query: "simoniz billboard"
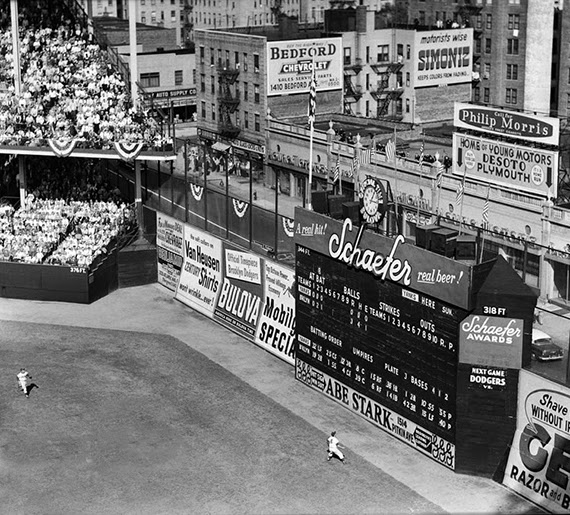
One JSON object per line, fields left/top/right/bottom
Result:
{"left": 414, "top": 28, "right": 473, "bottom": 88}
{"left": 266, "top": 37, "right": 342, "bottom": 97}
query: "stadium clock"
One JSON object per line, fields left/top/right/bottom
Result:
{"left": 359, "top": 177, "right": 385, "bottom": 224}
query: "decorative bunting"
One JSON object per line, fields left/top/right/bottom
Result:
{"left": 48, "top": 138, "right": 78, "bottom": 158}
{"left": 232, "top": 199, "right": 248, "bottom": 218}
{"left": 482, "top": 185, "right": 490, "bottom": 226}
{"left": 114, "top": 141, "right": 144, "bottom": 161}
{"left": 190, "top": 183, "right": 204, "bottom": 201}
{"left": 385, "top": 139, "right": 396, "bottom": 162}
{"left": 282, "top": 217, "right": 295, "bottom": 238}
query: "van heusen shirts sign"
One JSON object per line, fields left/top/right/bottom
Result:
{"left": 452, "top": 133, "right": 559, "bottom": 197}
{"left": 454, "top": 103, "right": 560, "bottom": 146}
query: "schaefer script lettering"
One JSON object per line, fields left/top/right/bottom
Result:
{"left": 328, "top": 218, "right": 412, "bottom": 285}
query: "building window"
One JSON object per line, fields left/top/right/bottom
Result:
{"left": 243, "top": 53, "right": 248, "bottom": 71}
{"left": 418, "top": 11, "right": 425, "bottom": 25}
{"left": 483, "top": 87, "right": 490, "bottom": 103}
{"left": 508, "top": 0, "right": 520, "bottom": 4}
{"left": 225, "top": 50, "right": 230, "bottom": 69}
{"left": 244, "top": 111, "right": 249, "bottom": 129}
{"left": 211, "top": 104, "right": 216, "bottom": 121}
{"left": 486, "top": 14, "right": 492, "bottom": 29}
{"left": 475, "top": 38, "right": 482, "bottom": 54}
{"left": 175, "top": 70, "right": 183, "bottom": 85}
{"left": 474, "top": 87, "right": 480, "bottom": 102}
{"left": 244, "top": 82, "right": 248, "bottom": 101}
{"left": 343, "top": 47, "right": 351, "bottom": 66}
{"left": 397, "top": 44, "right": 404, "bottom": 59}
{"left": 141, "top": 12, "right": 146, "bottom": 23}
{"left": 406, "top": 72, "right": 410, "bottom": 86}
{"left": 200, "top": 74, "right": 205, "bottom": 93}
{"left": 508, "top": 14, "right": 520, "bottom": 30}
{"left": 200, "top": 46, "right": 205, "bottom": 64}
{"left": 406, "top": 98, "right": 410, "bottom": 113}
{"left": 406, "top": 45, "right": 411, "bottom": 60}
{"left": 255, "top": 114, "right": 260, "bottom": 132}
{"left": 235, "top": 51, "right": 239, "bottom": 69}
{"left": 485, "top": 38, "right": 491, "bottom": 53}
{"left": 377, "top": 44, "right": 389, "bottom": 62}
{"left": 476, "top": 14, "right": 482, "bottom": 29}
{"left": 506, "top": 64, "right": 518, "bottom": 80}
{"left": 254, "top": 53, "right": 259, "bottom": 73}
{"left": 366, "top": 46, "right": 370, "bottom": 63}
{"left": 507, "top": 39, "right": 519, "bottom": 55}
{"left": 506, "top": 88, "right": 518, "bottom": 104}
{"left": 151, "top": 11, "right": 156, "bottom": 22}
{"left": 483, "top": 63, "right": 490, "bottom": 79}
{"left": 254, "top": 84, "right": 260, "bottom": 103}
{"left": 201, "top": 101, "right": 206, "bottom": 119}
{"left": 211, "top": 76, "right": 215, "bottom": 95}
{"left": 210, "top": 48, "right": 214, "bottom": 66}
{"left": 171, "top": 10, "right": 176, "bottom": 21}
{"left": 140, "top": 72, "right": 160, "bottom": 87}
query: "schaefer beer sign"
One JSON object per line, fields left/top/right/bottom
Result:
{"left": 266, "top": 37, "right": 342, "bottom": 97}
{"left": 503, "top": 371, "right": 570, "bottom": 513}
{"left": 454, "top": 103, "right": 560, "bottom": 146}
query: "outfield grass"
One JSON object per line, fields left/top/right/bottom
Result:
{"left": 1, "top": 320, "right": 442, "bottom": 514}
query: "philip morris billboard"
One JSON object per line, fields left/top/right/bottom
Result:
{"left": 414, "top": 29, "right": 473, "bottom": 88}
{"left": 266, "top": 37, "right": 342, "bottom": 96}
{"left": 454, "top": 103, "right": 560, "bottom": 146}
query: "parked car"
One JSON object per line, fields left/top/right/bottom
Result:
{"left": 531, "top": 328, "right": 564, "bottom": 362}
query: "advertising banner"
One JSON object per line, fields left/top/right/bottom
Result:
{"left": 294, "top": 207, "right": 472, "bottom": 310}
{"left": 214, "top": 248, "right": 263, "bottom": 338}
{"left": 175, "top": 224, "right": 222, "bottom": 318}
{"left": 255, "top": 261, "right": 296, "bottom": 365}
{"left": 414, "top": 29, "right": 473, "bottom": 88}
{"left": 156, "top": 212, "right": 184, "bottom": 291}
{"left": 458, "top": 315, "right": 523, "bottom": 368}
{"left": 453, "top": 133, "right": 558, "bottom": 197}
{"left": 266, "top": 37, "right": 342, "bottom": 96}
{"left": 503, "top": 371, "right": 570, "bottom": 513}
{"left": 454, "top": 103, "right": 560, "bottom": 146}
{"left": 296, "top": 358, "right": 456, "bottom": 469}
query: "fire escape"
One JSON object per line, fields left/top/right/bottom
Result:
{"left": 218, "top": 64, "right": 241, "bottom": 139}
{"left": 369, "top": 58, "right": 403, "bottom": 119}
{"left": 343, "top": 58, "right": 363, "bottom": 115}
{"left": 183, "top": 0, "right": 193, "bottom": 48}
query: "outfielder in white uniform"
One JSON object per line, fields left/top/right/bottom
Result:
{"left": 17, "top": 368, "right": 31, "bottom": 397}
{"left": 327, "top": 431, "right": 345, "bottom": 464}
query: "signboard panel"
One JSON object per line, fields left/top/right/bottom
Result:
{"left": 414, "top": 29, "right": 473, "bottom": 88}
{"left": 266, "top": 37, "right": 342, "bottom": 96}
{"left": 255, "top": 261, "right": 296, "bottom": 365}
{"left": 459, "top": 315, "right": 524, "bottom": 368}
{"left": 156, "top": 212, "right": 184, "bottom": 291}
{"left": 452, "top": 133, "right": 558, "bottom": 197}
{"left": 503, "top": 370, "right": 570, "bottom": 513}
{"left": 454, "top": 102, "right": 560, "bottom": 146}
{"left": 294, "top": 208, "right": 472, "bottom": 310}
{"left": 175, "top": 224, "right": 222, "bottom": 318}
{"left": 295, "top": 244, "right": 466, "bottom": 469}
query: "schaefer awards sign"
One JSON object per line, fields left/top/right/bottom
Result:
{"left": 453, "top": 133, "right": 558, "bottom": 197}
{"left": 454, "top": 102, "right": 560, "bottom": 146}
{"left": 503, "top": 371, "right": 570, "bottom": 513}
{"left": 266, "top": 37, "right": 342, "bottom": 97}
{"left": 414, "top": 28, "right": 473, "bottom": 88}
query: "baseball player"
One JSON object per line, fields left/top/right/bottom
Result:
{"left": 327, "top": 431, "right": 346, "bottom": 464}
{"left": 17, "top": 368, "right": 32, "bottom": 397}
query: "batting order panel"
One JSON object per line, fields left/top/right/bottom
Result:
{"left": 295, "top": 245, "right": 467, "bottom": 469}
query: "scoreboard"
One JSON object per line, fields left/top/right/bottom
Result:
{"left": 295, "top": 244, "right": 468, "bottom": 469}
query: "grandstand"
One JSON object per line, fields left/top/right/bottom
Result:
{"left": 0, "top": 0, "right": 173, "bottom": 302}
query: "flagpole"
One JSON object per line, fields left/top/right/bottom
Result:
{"left": 434, "top": 152, "right": 443, "bottom": 220}
{"left": 458, "top": 163, "right": 467, "bottom": 235}
{"left": 416, "top": 134, "right": 424, "bottom": 227}
{"left": 393, "top": 126, "right": 399, "bottom": 235}
{"left": 307, "top": 56, "right": 316, "bottom": 210}
{"left": 354, "top": 134, "right": 362, "bottom": 202}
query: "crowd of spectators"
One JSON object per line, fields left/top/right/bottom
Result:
{"left": 0, "top": 194, "right": 135, "bottom": 266}
{"left": 0, "top": 155, "right": 135, "bottom": 266}
{"left": 0, "top": 0, "right": 170, "bottom": 150}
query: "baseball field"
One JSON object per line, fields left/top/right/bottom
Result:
{"left": 1, "top": 319, "right": 443, "bottom": 514}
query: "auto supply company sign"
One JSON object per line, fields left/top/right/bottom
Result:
{"left": 266, "top": 37, "right": 342, "bottom": 96}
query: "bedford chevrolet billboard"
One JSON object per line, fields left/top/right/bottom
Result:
{"left": 266, "top": 37, "right": 342, "bottom": 96}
